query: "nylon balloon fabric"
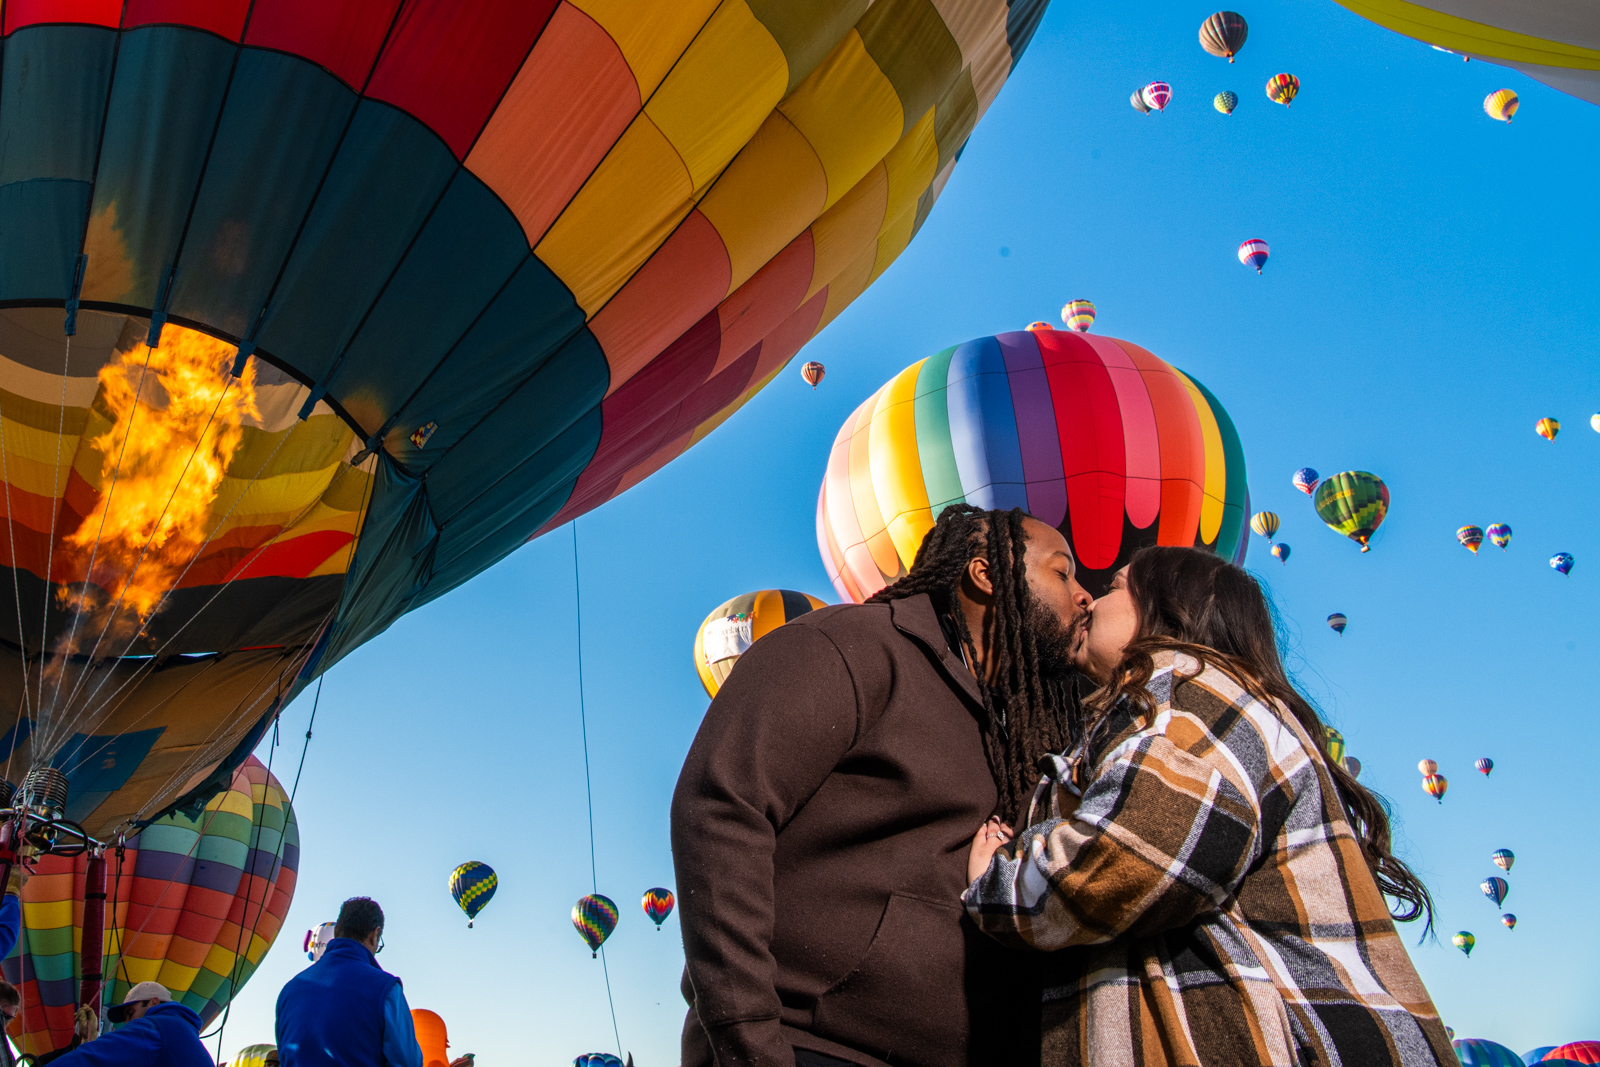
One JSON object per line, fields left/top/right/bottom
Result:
{"left": 1313, "top": 471, "right": 1389, "bottom": 551}
{"left": 1198, "top": 11, "right": 1248, "bottom": 61}
{"left": 817, "top": 330, "right": 1249, "bottom": 601}
{"left": 1453, "top": 1038, "right": 1522, "bottom": 1065}
{"left": 694, "top": 590, "right": 826, "bottom": 698}
{"left": 449, "top": 861, "right": 497, "bottom": 926}
{"left": 572, "top": 894, "right": 618, "bottom": 957}
{"left": 2, "top": 756, "right": 296, "bottom": 1058}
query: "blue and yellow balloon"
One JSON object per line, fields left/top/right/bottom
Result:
{"left": 450, "top": 862, "right": 497, "bottom": 928}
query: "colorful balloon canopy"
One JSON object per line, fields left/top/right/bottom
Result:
{"left": 1551, "top": 552, "right": 1575, "bottom": 575}
{"left": 1451, "top": 932, "right": 1475, "bottom": 957}
{"left": 229, "top": 1046, "right": 278, "bottom": 1067}
{"left": 1266, "top": 73, "right": 1300, "bottom": 106}
{"left": 695, "top": 590, "right": 826, "bottom": 698}
{"left": 1423, "top": 773, "right": 1448, "bottom": 801}
{"left": 303, "top": 922, "right": 335, "bottom": 962}
{"left": 1027, "top": 321, "right": 1054, "bottom": 332}
{"left": 818, "top": 330, "right": 1250, "bottom": 601}
{"left": 1131, "top": 90, "right": 1154, "bottom": 114}
{"left": 1199, "top": 12, "right": 1249, "bottom": 61}
{"left": 1327, "top": 613, "right": 1348, "bottom": 634}
{"left": 642, "top": 888, "right": 675, "bottom": 928}
{"left": 1324, "top": 728, "right": 1347, "bottom": 765}
{"left": 1292, "top": 467, "right": 1320, "bottom": 496}
{"left": 1214, "top": 91, "right": 1238, "bottom": 115}
{"left": 1343, "top": 756, "right": 1361, "bottom": 778}
{"left": 1062, "top": 300, "right": 1097, "bottom": 332}
{"left": 1592, "top": 415, "right": 1600, "bottom": 433}
{"left": 1314, "top": 471, "right": 1389, "bottom": 552}
{"left": 449, "top": 861, "right": 497, "bottom": 927}
{"left": 0, "top": 0, "right": 1043, "bottom": 838}
{"left": 802, "top": 362, "right": 826, "bottom": 389}
{"left": 1458, "top": 526, "right": 1485, "bottom": 554}
{"left": 1453, "top": 1038, "right": 1519, "bottom": 1064}
{"left": 4, "top": 756, "right": 296, "bottom": 1058}
{"left": 1142, "top": 82, "right": 1173, "bottom": 112}
{"left": 1250, "top": 511, "right": 1280, "bottom": 539}
{"left": 1537, "top": 417, "right": 1561, "bottom": 440}
{"left": 1476, "top": 757, "right": 1494, "bottom": 776}
{"left": 1501, "top": 913, "right": 1516, "bottom": 930}
{"left": 1481, "top": 876, "right": 1508, "bottom": 907}
{"left": 1491, "top": 849, "right": 1514, "bottom": 872}
{"left": 1271, "top": 543, "right": 1290, "bottom": 563}
{"left": 1238, "top": 239, "right": 1270, "bottom": 273}
{"left": 572, "top": 894, "right": 619, "bottom": 957}
{"left": 1484, "top": 89, "right": 1520, "bottom": 122}
{"left": 1418, "top": 758, "right": 1437, "bottom": 775}
{"left": 1548, "top": 1042, "right": 1600, "bottom": 1064}
{"left": 412, "top": 1009, "right": 451, "bottom": 1067}
{"left": 576, "top": 1056, "right": 625, "bottom": 1067}
{"left": 1487, "top": 523, "right": 1512, "bottom": 550}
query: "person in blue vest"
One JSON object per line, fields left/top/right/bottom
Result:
{"left": 276, "top": 897, "right": 423, "bottom": 1067}
{"left": 44, "top": 981, "right": 212, "bottom": 1067}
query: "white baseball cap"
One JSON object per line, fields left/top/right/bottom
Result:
{"left": 107, "top": 981, "right": 171, "bottom": 1023}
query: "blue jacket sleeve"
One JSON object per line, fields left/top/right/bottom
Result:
{"left": 45, "top": 1020, "right": 158, "bottom": 1067}
{"left": 381, "top": 984, "right": 423, "bottom": 1067}
{"left": 0, "top": 893, "right": 20, "bottom": 961}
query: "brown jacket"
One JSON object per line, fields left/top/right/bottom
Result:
{"left": 672, "top": 594, "right": 1039, "bottom": 1067}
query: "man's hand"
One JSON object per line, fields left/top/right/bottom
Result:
{"left": 968, "top": 817, "right": 1013, "bottom": 884}
{"left": 73, "top": 1005, "right": 98, "bottom": 1043}
{"left": 449, "top": 1056, "right": 475, "bottom": 1067}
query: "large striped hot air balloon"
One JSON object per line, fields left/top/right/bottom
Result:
{"left": 1266, "top": 73, "right": 1300, "bottom": 107}
{"left": 1548, "top": 1042, "right": 1600, "bottom": 1064}
{"left": 817, "top": 330, "right": 1249, "bottom": 601}
{"left": 3, "top": 756, "right": 296, "bottom": 1059}
{"left": 1314, "top": 471, "right": 1389, "bottom": 552}
{"left": 1238, "top": 239, "right": 1270, "bottom": 273}
{"left": 1062, "top": 300, "right": 1097, "bottom": 332}
{"left": 0, "top": 0, "right": 1046, "bottom": 841}
{"left": 1483, "top": 89, "right": 1520, "bottom": 122}
{"left": 1199, "top": 11, "right": 1249, "bottom": 62}
{"left": 694, "top": 590, "right": 826, "bottom": 698}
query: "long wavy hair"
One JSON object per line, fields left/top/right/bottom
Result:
{"left": 1083, "top": 545, "right": 1434, "bottom": 932}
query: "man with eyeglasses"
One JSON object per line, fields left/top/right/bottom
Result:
{"left": 276, "top": 897, "right": 423, "bottom": 1067}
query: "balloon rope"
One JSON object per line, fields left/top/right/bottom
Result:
{"left": 0, "top": 383, "right": 34, "bottom": 774}
{"left": 572, "top": 522, "right": 622, "bottom": 1057}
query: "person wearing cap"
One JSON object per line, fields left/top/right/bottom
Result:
{"left": 276, "top": 897, "right": 422, "bottom": 1067}
{"left": 44, "top": 981, "right": 211, "bottom": 1067}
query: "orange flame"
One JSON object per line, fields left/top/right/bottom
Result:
{"left": 60, "top": 325, "right": 259, "bottom": 628}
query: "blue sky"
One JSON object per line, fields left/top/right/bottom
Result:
{"left": 214, "top": 1, "right": 1600, "bottom": 1062}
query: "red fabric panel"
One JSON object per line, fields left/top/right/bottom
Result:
{"left": 365, "top": 0, "right": 560, "bottom": 159}
{"left": 1120, "top": 341, "right": 1204, "bottom": 548}
{"left": 712, "top": 233, "right": 813, "bottom": 376}
{"left": 125, "top": 0, "right": 249, "bottom": 39}
{"left": 4, "top": 0, "right": 119, "bottom": 32}
{"left": 245, "top": 0, "right": 404, "bottom": 90}
{"left": 1038, "top": 331, "right": 1125, "bottom": 571}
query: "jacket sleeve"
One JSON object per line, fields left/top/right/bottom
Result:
{"left": 671, "top": 623, "right": 859, "bottom": 1067}
{"left": 45, "top": 1021, "right": 157, "bottom": 1067}
{"left": 381, "top": 984, "right": 424, "bottom": 1067}
{"left": 0, "top": 893, "right": 19, "bottom": 961}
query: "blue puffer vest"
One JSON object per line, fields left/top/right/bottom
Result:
{"left": 276, "top": 938, "right": 400, "bottom": 1067}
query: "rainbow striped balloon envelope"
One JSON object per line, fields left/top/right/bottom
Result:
{"left": 2, "top": 756, "right": 296, "bottom": 1058}
{"left": 571, "top": 894, "right": 619, "bottom": 958}
{"left": 817, "top": 330, "right": 1249, "bottom": 601}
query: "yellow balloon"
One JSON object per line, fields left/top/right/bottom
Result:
{"left": 695, "top": 590, "right": 827, "bottom": 698}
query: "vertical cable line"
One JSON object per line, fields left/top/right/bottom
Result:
{"left": 35, "top": 336, "right": 74, "bottom": 740}
{"left": 0, "top": 387, "right": 35, "bottom": 766}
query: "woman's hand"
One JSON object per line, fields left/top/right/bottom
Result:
{"left": 968, "top": 817, "right": 1014, "bottom": 883}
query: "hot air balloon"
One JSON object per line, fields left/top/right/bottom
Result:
{"left": 801, "top": 362, "right": 826, "bottom": 389}
{"left": 1548, "top": 1043, "right": 1600, "bottom": 1064}
{"left": 1551, "top": 552, "right": 1575, "bottom": 575}
{"left": 1142, "top": 82, "right": 1173, "bottom": 111}
{"left": 1453, "top": 1038, "right": 1520, "bottom": 1064}
{"left": 1327, "top": 613, "right": 1348, "bottom": 634}
{"left": 1322, "top": 727, "right": 1346, "bottom": 764}
{"left": 3, "top": 756, "right": 296, "bottom": 1058}
{"left": 1452, "top": 931, "right": 1475, "bottom": 957}
{"left": 572, "top": 894, "right": 619, "bottom": 957}
{"left": 0, "top": 0, "right": 1043, "bottom": 841}
{"left": 1423, "top": 773, "right": 1448, "bottom": 801}
{"left": 1526, "top": 1048, "right": 1558, "bottom": 1064}
{"left": 1062, "top": 300, "right": 1097, "bottom": 332}
{"left": 1292, "top": 468, "right": 1320, "bottom": 496}
{"left": 1481, "top": 877, "right": 1508, "bottom": 907}
{"left": 1343, "top": 756, "right": 1361, "bottom": 778}
{"left": 1537, "top": 417, "right": 1561, "bottom": 440}
{"left": 304, "top": 922, "right": 336, "bottom": 962}
{"left": 576, "top": 1057, "right": 624, "bottom": 1067}
{"left": 1250, "top": 511, "right": 1280, "bottom": 539}
{"left": 1491, "top": 849, "right": 1514, "bottom": 872}
{"left": 1214, "top": 91, "right": 1239, "bottom": 115}
{"left": 1266, "top": 73, "right": 1300, "bottom": 106}
{"left": 449, "top": 861, "right": 497, "bottom": 928}
{"left": 1131, "top": 90, "right": 1154, "bottom": 114}
{"left": 1457, "top": 526, "right": 1484, "bottom": 554}
{"left": 229, "top": 1046, "right": 278, "bottom": 1067}
{"left": 1591, "top": 414, "right": 1600, "bottom": 433}
{"left": 1199, "top": 12, "right": 1249, "bottom": 61}
{"left": 1026, "top": 321, "right": 1054, "bottom": 332}
{"left": 1271, "top": 543, "right": 1290, "bottom": 563}
{"left": 818, "top": 330, "right": 1250, "bottom": 601}
{"left": 412, "top": 1009, "right": 452, "bottom": 1067}
{"left": 695, "top": 590, "right": 827, "bottom": 698}
{"left": 1487, "top": 523, "right": 1512, "bottom": 550}
{"left": 1501, "top": 914, "right": 1516, "bottom": 930}
{"left": 1238, "top": 239, "right": 1270, "bottom": 273}
{"left": 1484, "top": 89, "right": 1519, "bottom": 122}
{"left": 642, "top": 888, "right": 675, "bottom": 929}
{"left": 1314, "top": 471, "right": 1389, "bottom": 552}
{"left": 1418, "top": 759, "right": 1438, "bottom": 776}
{"left": 1476, "top": 757, "right": 1494, "bottom": 776}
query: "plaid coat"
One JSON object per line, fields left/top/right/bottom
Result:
{"left": 963, "top": 651, "right": 1454, "bottom": 1067}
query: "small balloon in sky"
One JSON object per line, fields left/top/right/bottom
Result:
{"left": 1343, "top": 756, "right": 1361, "bottom": 778}
{"left": 1490, "top": 849, "right": 1514, "bottom": 872}
{"left": 801, "top": 361, "right": 825, "bottom": 389}
{"left": 572, "top": 894, "right": 619, "bottom": 957}
{"left": 1292, "top": 467, "right": 1319, "bottom": 495}
{"left": 1062, "top": 299, "right": 1097, "bottom": 332}
{"left": 1480, "top": 876, "right": 1508, "bottom": 907}
{"left": 1142, "top": 81, "right": 1172, "bottom": 111}
{"left": 1271, "top": 542, "right": 1290, "bottom": 563}
{"left": 1250, "top": 511, "right": 1280, "bottom": 539}
{"left": 1327, "top": 613, "right": 1347, "bottom": 634}
{"left": 1501, "top": 914, "right": 1516, "bottom": 930}
{"left": 1266, "top": 73, "right": 1300, "bottom": 107}
{"left": 1214, "top": 91, "right": 1238, "bottom": 115}
{"left": 1591, "top": 413, "right": 1600, "bottom": 433}
{"left": 1551, "top": 552, "right": 1575, "bottom": 575}
{"left": 1130, "top": 89, "right": 1153, "bottom": 114}
{"left": 1026, "top": 321, "right": 1054, "bottom": 332}
{"left": 1483, "top": 89, "right": 1518, "bottom": 123}
{"left": 1422, "top": 773, "right": 1447, "bottom": 802}
{"left": 1486, "top": 523, "right": 1511, "bottom": 550}
{"left": 1417, "top": 759, "right": 1437, "bottom": 776}
{"left": 1475, "top": 757, "right": 1493, "bottom": 776}
{"left": 1199, "top": 11, "right": 1248, "bottom": 61}
{"left": 1314, "top": 471, "right": 1389, "bottom": 552}
{"left": 642, "top": 888, "right": 675, "bottom": 929}
{"left": 1456, "top": 526, "right": 1484, "bottom": 554}
{"left": 1536, "top": 417, "right": 1560, "bottom": 440}
{"left": 1238, "top": 238, "right": 1270, "bottom": 273}
{"left": 1452, "top": 931, "right": 1474, "bottom": 956}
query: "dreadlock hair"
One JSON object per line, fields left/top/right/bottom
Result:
{"left": 867, "top": 503, "right": 1080, "bottom": 824}
{"left": 1082, "top": 545, "right": 1435, "bottom": 934}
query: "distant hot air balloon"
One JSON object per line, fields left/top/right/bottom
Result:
{"left": 1026, "top": 321, "right": 1054, "bottom": 332}
{"left": 1476, "top": 757, "right": 1494, "bottom": 776}
{"left": 643, "top": 888, "right": 675, "bottom": 929}
{"left": 1453, "top": 1038, "right": 1521, "bottom": 1064}
{"left": 572, "top": 894, "right": 619, "bottom": 957}
{"left": 412, "top": 1009, "right": 451, "bottom": 1067}
{"left": 1452, "top": 931, "right": 1475, "bottom": 957}
{"left": 801, "top": 362, "right": 826, "bottom": 389}
{"left": 1271, "top": 543, "right": 1291, "bottom": 563}
{"left": 1551, "top": 552, "right": 1575, "bottom": 575}
{"left": 1483, "top": 89, "right": 1519, "bottom": 122}
{"left": 695, "top": 590, "right": 827, "bottom": 698}
{"left": 1143, "top": 82, "right": 1173, "bottom": 111}
{"left": 1214, "top": 91, "right": 1239, "bottom": 115}
{"left": 1457, "top": 526, "right": 1485, "bottom": 554}
{"left": 304, "top": 922, "right": 336, "bottom": 962}
{"left": 1266, "top": 73, "right": 1300, "bottom": 107}
{"left": 1292, "top": 467, "right": 1320, "bottom": 496}
{"left": 1324, "top": 727, "right": 1347, "bottom": 764}
{"left": 450, "top": 862, "right": 497, "bottom": 928}
{"left": 1487, "top": 523, "right": 1512, "bottom": 550}
{"left": 1062, "top": 300, "right": 1097, "bottom": 332}
{"left": 1480, "top": 876, "right": 1508, "bottom": 907}
{"left": 1418, "top": 759, "right": 1438, "bottom": 776}
{"left": 1548, "top": 1043, "right": 1600, "bottom": 1064}
{"left": 1491, "top": 849, "right": 1514, "bottom": 872}
{"left": 1343, "top": 756, "right": 1362, "bottom": 778}
{"left": 575, "top": 1056, "right": 624, "bottom": 1067}
{"left": 1199, "top": 11, "right": 1249, "bottom": 61}
{"left": 1314, "top": 471, "right": 1389, "bottom": 552}
{"left": 1131, "top": 89, "right": 1154, "bottom": 114}
{"left": 1536, "top": 417, "right": 1560, "bottom": 440}
{"left": 1501, "top": 913, "right": 1516, "bottom": 930}
{"left": 1591, "top": 414, "right": 1600, "bottom": 433}
{"left": 1251, "top": 511, "right": 1280, "bottom": 539}
{"left": 1238, "top": 239, "right": 1270, "bottom": 273}
{"left": 1327, "top": 613, "right": 1348, "bottom": 634}
{"left": 1423, "top": 773, "right": 1448, "bottom": 801}
{"left": 229, "top": 1047, "right": 278, "bottom": 1067}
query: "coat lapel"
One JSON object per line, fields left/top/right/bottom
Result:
{"left": 889, "top": 594, "right": 985, "bottom": 712}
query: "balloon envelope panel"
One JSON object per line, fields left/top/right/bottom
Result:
{"left": 694, "top": 589, "right": 826, "bottom": 698}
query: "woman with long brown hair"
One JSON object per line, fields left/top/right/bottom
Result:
{"left": 964, "top": 546, "right": 1454, "bottom": 1067}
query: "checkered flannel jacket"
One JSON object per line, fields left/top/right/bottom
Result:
{"left": 963, "top": 651, "right": 1455, "bottom": 1067}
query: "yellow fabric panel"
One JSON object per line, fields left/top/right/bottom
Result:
{"left": 880, "top": 108, "right": 939, "bottom": 234}
{"left": 212, "top": 465, "right": 342, "bottom": 524}
{"left": 805, "top": 162, "right": 888, "bottom": 300}
{"left": 155, "top": 960, "right": 201, "bottom": 991}
{"left": 0, "top": 358, "right": 99, "bottom": 411}
{"left": 572, "top": 0, "right": 724, "bottom": 96}
{"left": 23, "top": 899, "right": 72, "bottom": 929}
{"left": 1333, "top": 0, "right": 1600, "bottom": 67}
{"left": 871, "top": 202, "right": 917, "bottom": 283}
{"left": 0, "top": 386, "right": 91, "bottom": 436}
{"left": 749, "top": 588, "right": 784, "bottom": 639}
{"left": 201, "top": 942, "right": 240, "bottom": 973}
{"left": 697, "top": 111, "right": 827, "bottom": 293}
{"left": 1173, "top": 369, "right": 1228, "bottom": 544}
{"left": 122, "top": 958, "right": 162, "bottom": 983}
{"left": 778, "top": 30, "right": 904, "bottom": 210}
{"left": 307, "top": 539, "right": 359, "bottom": 578}
{"left": 816, "top": 244, "right": 879, "bottom": 332}
{"left": 0, "top": 418, "right": 80, "bottom": 484}
{"left": 645, "top": 0, "right": 789, "bottom": 192}
{"left": 868, "top": 361, "right": 933, "bottom": 564}
{"left": 535, "top": 113, "right": 695, "bottom": 316}
{"left": 930, "top": 0, "right": 1012, "bottom": 110}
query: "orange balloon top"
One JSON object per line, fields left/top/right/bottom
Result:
{"left": 411, "top": 1009, "right": 449, "bottom": 1067}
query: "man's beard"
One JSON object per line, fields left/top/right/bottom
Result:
{"left": 1019, "top": 585, "right": 1082, "bottom": 678}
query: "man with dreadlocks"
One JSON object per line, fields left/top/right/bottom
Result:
{"left": 673, "top": 505, "right": 1093, "bottom": 1067}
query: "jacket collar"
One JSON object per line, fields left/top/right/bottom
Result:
{"left": 889, "top": 593, "right": 984, "bottom": 711}
{"left": 323, "top": 937, "right": 380, "bottom": 967}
